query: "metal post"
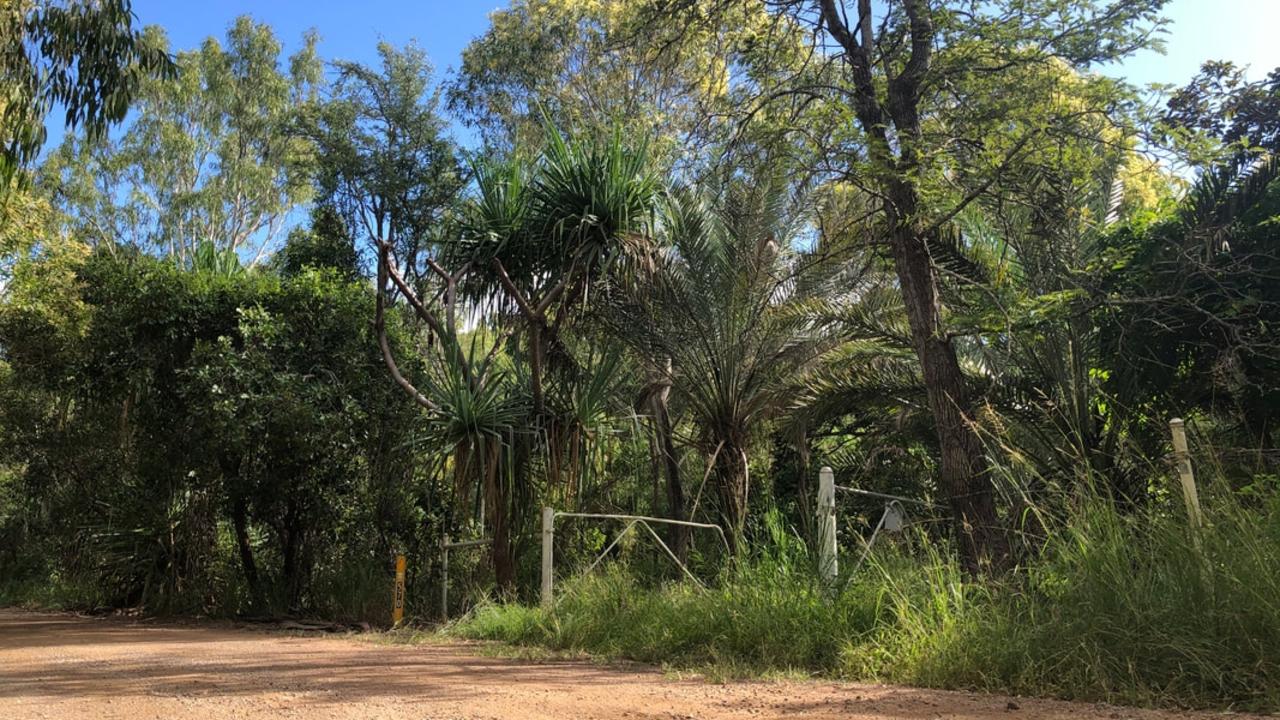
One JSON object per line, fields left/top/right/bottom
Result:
{"left": 817, "top": 466, "right": 837, "bottom": 584}
{"left": 392, "top": 554, "right": 406, "bottom": 626}
{"left": 1169, "top": 418, "right": 1203, "bottom": 529}
{"left": 540, "top": 506, "right": 554, "bottom": 608}
{"left": 440, "top": 534, "right": 449, "bottom": 621}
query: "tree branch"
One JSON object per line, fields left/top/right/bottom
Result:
{"left": 374, "top": 245, "right": 438, "bottom": 411}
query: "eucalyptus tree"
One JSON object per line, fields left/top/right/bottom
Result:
{"left": 452, "top": 0, "right": 713, "bottom": 154}
{"left": 656, "top": 0, "right": 1171, "bottom": 570}
{"left": 40, "top": 17, "right": 319, "bottom": 265}
{"left": 449, "top": 0, "right": 809, "bottom": 172}
{"left": 0, "top": 0, "right": 172, "bottom": 190}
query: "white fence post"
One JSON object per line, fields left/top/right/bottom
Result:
{"left": 540, "top": 506, "right": 555, "bottom": 607}
{"left": 1169, "top": 418, "right": 1203, "bottom": 529}
{"left": 817, "top": 466, "right": 837, "bottom": 584}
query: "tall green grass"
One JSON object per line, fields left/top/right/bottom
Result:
{"left": 454, "top": 492, "right": 1280, "bottom": 711}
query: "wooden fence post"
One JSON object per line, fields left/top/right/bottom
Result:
{"left": 1169, "top": 418, "right": 1203, "bottom": 529}
{"left": 817, "top": 467, "right": 837, "bottom": 584}
{"left": 540, "top": 507, "right": 555, "bottom": 608}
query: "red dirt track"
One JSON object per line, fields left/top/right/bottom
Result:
{"left": 0, "top": 608, "right": 1259, "bottom": 719}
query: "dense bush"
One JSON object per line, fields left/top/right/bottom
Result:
{"left": 0, "top": 247, "right": 430, "bottom": 619}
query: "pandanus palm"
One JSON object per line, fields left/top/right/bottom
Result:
{"left": 375, "top": 126, "right": 661, "bottom": 591}
{"left": 373, "top": 235, "right": 531, "bottom": 592}
{"left": 457, "top": 127, "right": 660, "bottom": 500}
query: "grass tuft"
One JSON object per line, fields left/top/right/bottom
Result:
{"left": 453, "top": 492, "right": 1280, "bottom": 711}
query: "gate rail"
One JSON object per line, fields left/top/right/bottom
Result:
{"left": 540, "top": 509, "right": 729, "bottom": 607}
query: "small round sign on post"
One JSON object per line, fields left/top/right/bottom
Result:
{"left": 392, "top": 554, "right": 406, "bottom": 626}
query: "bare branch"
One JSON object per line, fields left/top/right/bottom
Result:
{"left": 374, "top": 246, "right": 438, "bottom": 412}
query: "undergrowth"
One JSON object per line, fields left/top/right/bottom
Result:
{"left": 453, "top": 492, "right": 1280, "bottom": 711}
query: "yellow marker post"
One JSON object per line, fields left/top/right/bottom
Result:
{"left": 392, "top": 554, "right": 406, "bottom": 626}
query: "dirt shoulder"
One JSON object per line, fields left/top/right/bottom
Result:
{"left": 0, "top": 608, "right": 1261, "bottom": 720}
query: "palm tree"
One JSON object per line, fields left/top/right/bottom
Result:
{"left": 373, "top": 232, "right": 534, "bottom": 592}
{"left": 608, "top": 180, "right": 836, "bottom": 553}
{"left": 373, "top": 126, "right": 662, "bottom": 592}
{"left": 457, "top": 127, "right": 661, "bottom": 503}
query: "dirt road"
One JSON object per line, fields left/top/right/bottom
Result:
{"left": 0, "top": 608, "right": 1257, "bottom": 720}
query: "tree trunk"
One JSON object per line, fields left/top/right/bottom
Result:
{"left": 528, "top": 324, "right": 545, "bottom": 419}
{"left": 887, "top": 194, "right": 1008, "bottom": 571}
{"left": 231, "top": 496, "right": 264, "bottom": 608}
{"left": 481, "top": 440, "right": 517, "bottom": 595}
{"left": 813, "top": 0, "right": 1009, "bottom": 573}
{"left": 280, "top": 529, "right": 297, "bottom": 610}
{"left": 714, "top": 442, "right": 749, "bottom": 556}
{"left": 651, "top": 387, "right": 688, "bottom": 562}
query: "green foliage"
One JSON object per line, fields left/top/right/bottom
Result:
{"left": 0, "top": 247, "right": 422, "bottom": 617}
{"left": 457, "top": 487, "right": 1280, "bottom": 710}
{"left": 0, "top": 0, "right": 173, "bottom": 187}
{"left": 600, "top": 178, "right": 840, "bottom": 548}
{"left": 273, "top": 206, "right": 361, "bottom": 280}
{"left": 1162, "top": 61, "right": 1280, "bottom": 167}
{"left": 1097, "top": 155, "right": 1280, "bottom": 465}
{"left": 3, "top": 5, "right": 1280, "bottom": 712}
{"left": 190, "top": 240, "right": 243, "bottom": 277}
{"left": 851, "top": 491, "right": 1280, "bottom": 710}
{"left": 460, "top": 125, "right": 659, "bottom": 283}
{"left": 39, "top": 16, "right": 318, "bottom": 263}
{"left": 305, "top": 40, "right": 463, "bottom": 275}
{"left": 448, "top": 0, "right": 798, "bottom": 162}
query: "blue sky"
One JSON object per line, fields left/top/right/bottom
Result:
{"left": 117, "top": 0, "right": 1276, "bottom": 151}
{"left": 129, "top": 0, "right": 496, "bottom": 84}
